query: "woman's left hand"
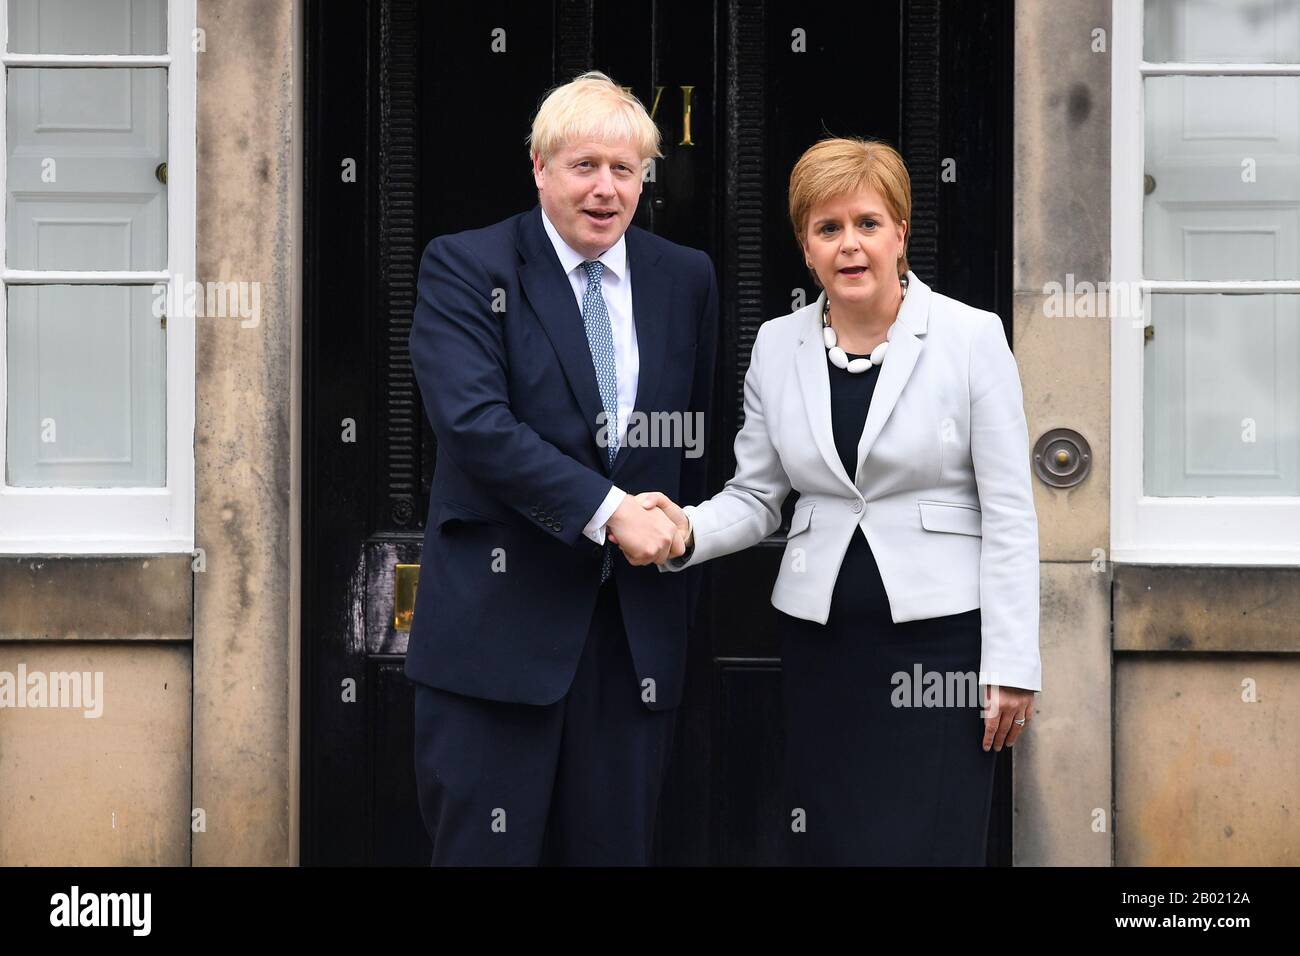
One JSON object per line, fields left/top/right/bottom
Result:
{"left": 982, "top": 685, "right": 1035, "bottom": 752}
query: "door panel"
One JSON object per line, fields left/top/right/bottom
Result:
{"left": 6, "top": 0, "right": 167, "bottom": 55}
{"left": 6, "top": 67, "right": 167, "bottom": 270}
{"left": 6, "top": 285, "right": 165, "bottom": 486}
{"left": 4, "top": 4, "right": 168, "bottom": 489}
{"left": 1143, "top": 73, "right": 1300, "bottom": 497}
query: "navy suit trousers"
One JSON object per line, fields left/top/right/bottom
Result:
{"left": 413, "top": 580, "right": 677, "bottom": 865}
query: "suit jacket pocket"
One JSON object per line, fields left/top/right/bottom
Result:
{"left": 787, "top": 501, "right": 815, "bottom": 538}
{"left": 917, "top": 499, "right": 982, "bottom": 536}
{"left": 436, "top": 500, "right": 507, "bottom": 529}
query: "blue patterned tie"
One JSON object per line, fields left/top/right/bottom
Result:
{"left": 582, "top": 260, "right": 619, "bottom": 582}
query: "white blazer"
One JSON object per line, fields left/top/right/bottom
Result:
{"left": 664, "top": 271, "right": 1042, "bottom": 692}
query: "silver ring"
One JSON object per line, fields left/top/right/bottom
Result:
{"left": 1014, "top": 718, "right": 1026, "bottom": 725}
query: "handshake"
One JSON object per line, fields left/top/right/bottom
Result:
{"left": 605, "top": 492, "right": 691, "bottom": 566}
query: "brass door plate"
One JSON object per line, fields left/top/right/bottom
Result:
{"left": 394, "top": 564, "right": 420, "bottom": 632}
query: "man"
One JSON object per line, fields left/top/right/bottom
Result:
{"left": 405, "top": 71, "right": 718, "bottom": 865}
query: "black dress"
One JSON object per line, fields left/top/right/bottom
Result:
{"left": 779, "top": 349, "right": 997, "bottom": 866}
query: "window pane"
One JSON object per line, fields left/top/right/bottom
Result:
{"left": 6, "top": 285, "right": 165, "bottom": 487}
{"left": 6, "top": 0, "right": 166, "bottom": 55}
{"left": 5, "top": 68, "right": 167, "bottom": 270}
{"left": 1144, "top": 76, "right": 1300, "bottom": 280}
{"left": 1144, "top": 294, "right": 1300, "bottom": 496}
{"left": 1145, "top": 0, "right": 1300, "bottom": 63}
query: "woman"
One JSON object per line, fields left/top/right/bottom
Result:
{"left": 649, "top": 137, "right": 1041, "bottom": 865}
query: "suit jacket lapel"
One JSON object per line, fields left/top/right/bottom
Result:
{"left": 516, "top": 205, "right": 608, "bottom": 467}
{"left": 794, "top": 292, "right": 859, "bottom": 497}
{"left": 853, "top": 271, "right": 931, "bottom": 484}
{"left": 611, "top": 226, "right": 669, "bottom": 476}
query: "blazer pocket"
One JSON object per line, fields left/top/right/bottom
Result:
{"left": 787, "top": 502, "right": 815, "bottom": 538}
{"left": 436, "top": 500, "right": 507, "bottom": 529}
{"left": 917, "top": 499, "right": 982, "bottom": 537}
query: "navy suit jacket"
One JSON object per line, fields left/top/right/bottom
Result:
{"left": 404, "top": 204, "right": 719, "bottom": 711}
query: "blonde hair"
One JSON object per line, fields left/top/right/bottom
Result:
{"left": 526, "top": 71, "right": 663, "bottom": 165}
{"left": 788, "top": 137, "right": 912, "bottom": 279}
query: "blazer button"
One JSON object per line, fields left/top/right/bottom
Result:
{"left": 852, "top": 500, "right": 864, "bottom": 514}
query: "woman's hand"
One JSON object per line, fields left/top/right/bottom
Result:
{"left": 605, "top": 494, "right": 685, "bottom": 565}
{"left": 635, "top": 491, "right": 691, "bottom": 549}
{"left": 982, "top": 685, "right": 1035, "bottom": 752}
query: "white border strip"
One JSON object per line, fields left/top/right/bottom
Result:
{"left": 3, "top": 269, "right": 170, "bottom": 284}
{"left": 1, "top": 53, "right": 171, "bottom": 67}
{"left": 1141, "top": 61, "right": 1300, "bottom": 76}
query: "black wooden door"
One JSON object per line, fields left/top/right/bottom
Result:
{"left": 302, "top": 0, "right": 1014, "bottom": 866}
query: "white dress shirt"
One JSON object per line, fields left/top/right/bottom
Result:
{"left": 539, "top": 207, "right": 638, "bottom": 544}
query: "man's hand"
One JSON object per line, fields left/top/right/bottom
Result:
{"left": 606, "top": 494, "right": 686, "bottom": 565}
{"left": 635, "top": 492, "right": 691, "bottom": 551}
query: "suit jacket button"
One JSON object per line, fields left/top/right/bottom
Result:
{"left": 852, "top": 500, "right": 864, "bottom": 514}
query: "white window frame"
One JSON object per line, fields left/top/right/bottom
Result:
{"left": 1111, "top": 0, "right": 1300, "bottom": 565}
{"left": 0, "top": 0, "right": 196, "bottom": 554}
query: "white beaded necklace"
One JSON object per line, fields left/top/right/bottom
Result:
{"left": 822, "top": 274, "right": 909, "bottom": 373}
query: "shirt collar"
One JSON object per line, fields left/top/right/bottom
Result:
{"left": 539, "top": 205, "right": 627, "bottom": 282}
